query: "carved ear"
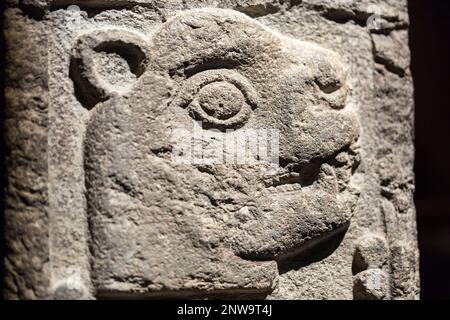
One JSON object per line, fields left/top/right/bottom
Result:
{"left": 151, "top": 9, "right": 281, "bottom": 78}
{"left": 70, "top": 29, "right": 149, "bottom": 110}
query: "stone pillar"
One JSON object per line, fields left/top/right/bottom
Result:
{"left": 2, "top": 0, "right": 419, "bottom": 300}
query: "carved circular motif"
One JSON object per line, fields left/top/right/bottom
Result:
{"left": 196, "top": 82, "right": 244, "bottom": 120}
{"left": 70, "top": 29, "right": 149, "bottom": 110}
{"left": 172, "top": 69, "right": 259, "bottom": 130}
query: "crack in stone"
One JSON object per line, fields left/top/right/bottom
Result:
{"left": 370, "top": 34, "right": 406, "bottom": 78}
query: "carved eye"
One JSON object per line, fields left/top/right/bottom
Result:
{"left": 171, "top": 69, "right": 259, "bottom": 130}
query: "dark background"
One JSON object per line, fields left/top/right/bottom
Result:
{"left": 0, "top": 1, "right": 5, "bottom": 301}
{"left": 409, "top": 0, "right": 450, "bottom": 299}
{"left": 0, "top": 0, "right": 449, "bottom": 300}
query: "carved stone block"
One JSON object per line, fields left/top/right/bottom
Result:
{"left": 3, "top": 0, "right": 419, "bottom": 299}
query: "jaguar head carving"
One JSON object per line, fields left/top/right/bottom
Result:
{"left": 73, "top": 8, "right": 360, "bottom": 297}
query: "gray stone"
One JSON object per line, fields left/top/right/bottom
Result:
{"left": 3, "top": 0, "right": 419, "bottom": 299}
{"left": 353, "top": 269, "right": 391, "bottom": 300}
{"left": 353, "top": 233, "right": 389, "bottom": 272}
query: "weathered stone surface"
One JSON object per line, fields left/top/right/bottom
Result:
{"left": 3, "top": 0, "right": 419, "bottom": 299}
{"left": 3, "top": 7, "right": 50, "bottom": 300}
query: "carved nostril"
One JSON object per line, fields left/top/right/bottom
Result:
{"left": 310, "top": 54, "right": 350, "bottom": 109}
{"left": 315, "top": 76, "right": 343, "bottom": 94}
{"left": 314, "top": 71, "right": 349, "bottom": 109}
{"left": 314, "top": 60, "right": 346, "bottom": 94}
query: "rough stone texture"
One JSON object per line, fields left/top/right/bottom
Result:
{"left": 3, "top": 7, "right": 50, "bottom": 300}
{"left": 3, "top": 0, "right": 419, "bottom": 299}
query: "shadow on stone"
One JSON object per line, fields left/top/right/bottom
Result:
{"left": 277, "top": 224, "right": 349, "bottom": 275}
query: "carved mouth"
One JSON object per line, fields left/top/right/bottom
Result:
{"left": 273, "top": 169, "right": 315, "bottom": 185}
{"left": 229, "top": 146, "right": 360, "bottom": 263}
{"left": 237, "top": 222, "right": 350, "bottom": 264}
{"left": 265, "top": 158, "right": 324, "bottom": 192}
{"left": 266, "top": 142, "right": 360, "bottom": 194}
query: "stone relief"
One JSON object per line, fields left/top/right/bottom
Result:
{"left": 68, "top": 8, "right": 361, "bottom": 297}
{"left": 2, "top": 0, "right": 420, "bottom": 300}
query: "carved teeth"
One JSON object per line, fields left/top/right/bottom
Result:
{"left": 266, "top": 171, "right": 304, "bottom": 194}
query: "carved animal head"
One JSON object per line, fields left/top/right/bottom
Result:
{"left": 72, "top": 8, "right": 360, "bottom": 297}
